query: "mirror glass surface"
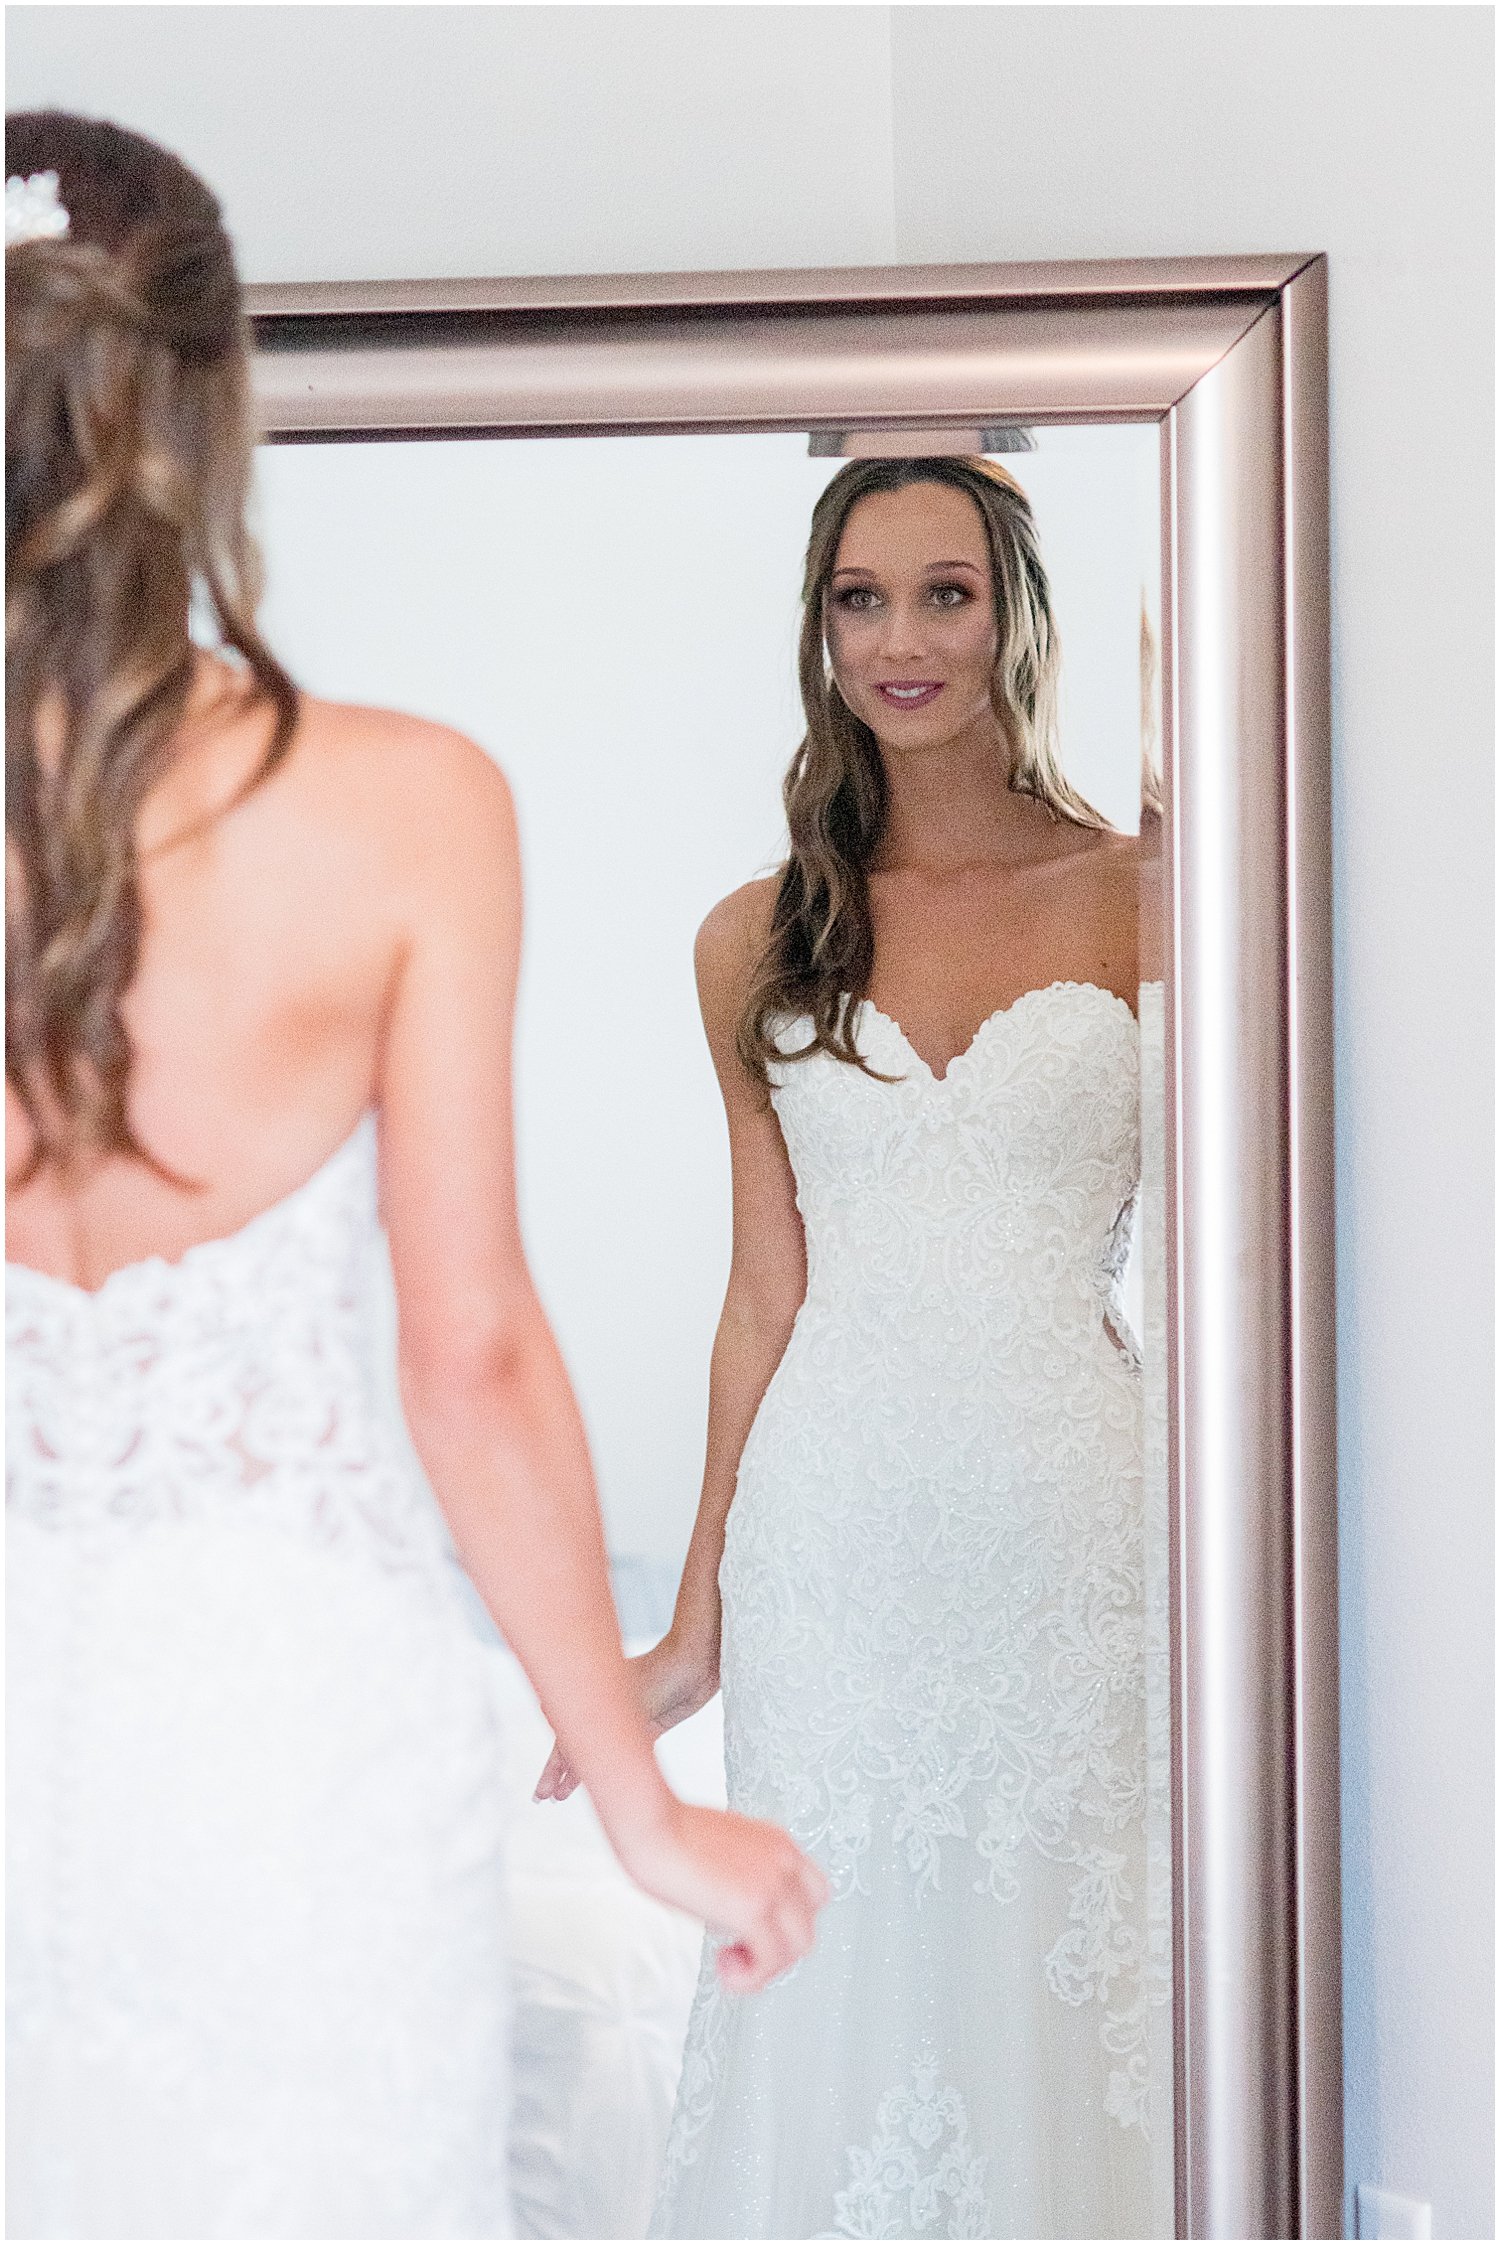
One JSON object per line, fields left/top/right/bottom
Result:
{"left": 253, "top": 423, "right": 1175, "bottom": 2240}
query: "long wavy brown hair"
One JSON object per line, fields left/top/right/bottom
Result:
{"left": 6, "top": 111, "right": 298, "bottom": 1183}
{"left": 737, "top": 455, "right": 1106, "bottom": 1083}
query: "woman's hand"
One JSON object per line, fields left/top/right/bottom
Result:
{"left": 534, "top": 1627, "right": 718, "bottom": 1803}
{"left": 615, "top": 1797, "right": 829, "bottom": 1994}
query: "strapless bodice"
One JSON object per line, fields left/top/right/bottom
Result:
{"left": 7, "top": 1118, "right": 376, "bottom": 1336}
{"left": 768, "top": 980, "right": 1140, "bottom": 1349}
{"left": 6, "top": 1118, "right": 453, "bottom": 1574}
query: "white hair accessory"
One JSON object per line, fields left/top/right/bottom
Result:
{"left": 6, "top": 170, "right": 71, "bottom": 247}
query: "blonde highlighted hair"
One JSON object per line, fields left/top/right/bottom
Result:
{"left": 737, "top": 455, "right": 1105, "bottom": 1083}
{"left": 5, "top": 111, "right": 298, "bottom": 1181}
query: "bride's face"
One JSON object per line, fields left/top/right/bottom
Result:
{"left": 824, "top": 481, "right": 1000, "bottom": 753}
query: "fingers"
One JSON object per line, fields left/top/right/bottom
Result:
{"left": 772, "top": 1841, "right": 828, "bottom": 1945}
{"left": 717, "top": 1910, "right": 802, "bottom": 1994}
{"left": 715, "top": 1853, "right": 824, "bottom": 1994}
{"left": 798, "top": 1853, "right": 831, "bottom": 1911}
{"left": 714, "top": 1940, "right": 760, "bottom": 1993}
{"left": 532, "top": 1742, "right": 579, "bottom": 1803}
{"left": 769, "top": 1894, "right": 817, "bottom": 1970}
{"left": 715, "top": 1930, "right": 786, "bottom": 1995}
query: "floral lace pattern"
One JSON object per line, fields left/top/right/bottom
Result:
{"left": 6, "top": 1119, "right": 515, "bottom": 2239}
{"left": 727, "top": 988, "right": 1145, "bottom": 1927}
{"left": 7, "top": 1121, "right": 455, "bottom": 1574}
{"left": 656, "top": 983, "right": 1169, "bottom": 2240}
{"left": 830, "top": 2054, "right": 991, "bottom": 2240}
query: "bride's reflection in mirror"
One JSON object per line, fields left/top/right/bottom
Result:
{"left": 537, "top": 456, "right": 1169, "bottom": 2241}
{"left": 253, "top": 422, "right": 1171, "bottom": 2238}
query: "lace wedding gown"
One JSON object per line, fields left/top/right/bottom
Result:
{"left": 654, "top": 982, "right": 1172, "bottom": 2241}
{"left": 6, "top": 1118, "right": 515, "bottom": 2241}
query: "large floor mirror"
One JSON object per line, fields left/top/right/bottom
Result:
{"left": 249, "top": 258, "right": 1338, "bottom": 2241}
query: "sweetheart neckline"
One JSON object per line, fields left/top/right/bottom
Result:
{"left": 5, "top": 1113, "right": 374, "bottom": 1304}
{"left": 855, "top": 979, "right": 1139, "bottom": 1085}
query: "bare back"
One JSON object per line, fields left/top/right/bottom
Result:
{"left": 7, "top": 661, "right": 524, "bottom": 1307}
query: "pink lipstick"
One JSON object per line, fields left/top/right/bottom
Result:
{"left": 874, "top": 682, "right": 943, "bottom": 709}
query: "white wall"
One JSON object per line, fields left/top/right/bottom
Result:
{"left": 7, "top": 6, "right": 1491, "bottom": 2234}
{"left": 3, "top": 4, "right": 897, "bottom": 278}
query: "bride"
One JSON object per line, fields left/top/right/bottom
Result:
{"left": 4, "top": 111, "right": 825, "bottom": 2242}
{"left": 540, "top": 455, "right": 1164, "bottom": 2238}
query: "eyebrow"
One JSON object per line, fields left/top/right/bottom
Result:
{"left": 831, "top": 559, "right": 986, "bottom": 578}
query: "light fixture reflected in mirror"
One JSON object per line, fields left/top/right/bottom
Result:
{"left": 807, "top": 424, "right": 1037, "bottom": 457}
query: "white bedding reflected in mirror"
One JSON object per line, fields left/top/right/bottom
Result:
{"left": 252, "top": 424, "right": 1173, "bottom": 2240}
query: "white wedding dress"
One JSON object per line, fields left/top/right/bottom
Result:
{"left": 6, "top": 1117, "right": 515, "bottom": 2241}
{"left": 653, "top": 981, "right": 1172, "bottom": 2241}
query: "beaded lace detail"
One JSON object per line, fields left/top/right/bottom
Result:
{"left": 6, "top": 1117, "right": 514, "bottom": 2239}
{"left": 6, "top": 1119, "right": 454, "bottom": 1573}
{"left": 830, "top": 2052, "right": 991, "bottom": 2239}
{"left": 656, "top": 982, "right": 1162, "bottom": 2239}
{"left": 723, "top": 984, "right": 1145, "bottom": 1916}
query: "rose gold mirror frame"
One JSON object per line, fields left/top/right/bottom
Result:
{"left": 247, "top": 255, "right": 1338, "bottom": 2243}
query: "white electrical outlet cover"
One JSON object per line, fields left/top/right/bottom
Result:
{"left": 1355, "top": 2184, "right": 1433, "bottom": 2240}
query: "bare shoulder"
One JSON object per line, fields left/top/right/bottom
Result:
{"left": 286, "top": 695, "right": 517, "bottom": 899}
{"left": 1011, "top": 816, "right": 1141, "bottom": 1001}
{"left": 1042, "top": 813, "right": 1139, "bottom": 871}
{"left": 1087, "top": 828, "right": 1142, "bottom": 935}
{"left": 691, "top": 875, "right": 780, "bottom": 1075}
{"left": 1042, "top": 819, "right": 1140, "bottom": 910}
{"left": 295, "top": 695, "right": 513, "bottom": 824}
{"left": 695, "top": 875, "right": 779, "bottom": 1001}
{"left": 1085, "top": 822, "right": 1140, "bottom": 891}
